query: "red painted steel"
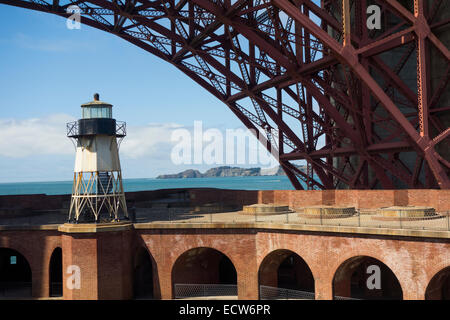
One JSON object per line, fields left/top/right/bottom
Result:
{"left": 1, "top": 0, "right": 449, "bottom": 189}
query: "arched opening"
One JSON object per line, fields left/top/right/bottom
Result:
{"left": 0, "top": 248, "right": 32, "bottom": 298}
{"left": 333, "top": 256, "right": 403, "bottom": 300}
{"left": 133, "top": 247, "right": 155, "bottom": 299}
{"left": 49, "top": 247, "right": 62, "bottom": 297}
{"left": 425, "top": 266, "right": 450, "bottom": 300}
{"left": 172, "top": 247, "right": 237, "bottom": 299}
{"left": 258, "top": 249, "right": 315, "bottom": 299}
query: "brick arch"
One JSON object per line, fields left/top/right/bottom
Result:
{"left": 171, "top": 246, "right": 238, "bottom": 286}
{"left": 424, "top": 260, "right": 450, "bottom": 288}
{"left": 139, "top": 230, "right": 258, "bottom": 299}
{"left": 133, "top": 245, "right": 157, "bottom": 269}
{"left": 0, "top": 244, "right": 35, "bottom": 282}
{"left": 170, "top": 245, "right": 239, "bottom": 271}
{"left": 331, "top": 254, "right": 404, "bottom": 300}
{"left": 133, "top": 245, "right": 161, "bottom": 299}
{"left": 0, "top": 245, "right": 31, "bottom": 265}
{"left": 0, "top": 246, "right": 33, "bottom": 298}
{"left": 0, "top": 231, "right": 62, "bottom": 298}
{"left": 256, "top": 244, "right": 319, "bottom": 284}
{"left": 258, "top": 249, "right": 316, "bottom": 283}
{"left": 418, "top": 252, "right": 450, "bottom": 299}
{"left": 258, "top": 248, "right": 315, "bottom": 297}
{"left": 48, "top": 246, "right": 62, "bottom": 297}
{"left": 133, "top": 245, "right": 158, "bottom": 273}
{"left": 424, "top": 265, "right": 450, "bottom": 300}
{"left": 328, "top": 250, "right": 409, "bottom": 292}
{"left": 0, "top": 246, "right": 32, "bottom": 268}
{"left": 46, "top": 244, "right": 63, "bottom": 269}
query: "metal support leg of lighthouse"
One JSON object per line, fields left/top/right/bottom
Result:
{"left": 68, "top": 171, "right": 128, "bottom": 223}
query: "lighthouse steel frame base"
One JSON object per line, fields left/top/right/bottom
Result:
{"left": 69, "top": 171, "right": 128, "bottom": 222}
{"left": 2, "top": 0, "right": 449, "bottom": 190}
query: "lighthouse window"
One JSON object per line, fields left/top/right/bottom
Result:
{"left": 82, "top": 107, "right": 112, "bottom": 119}
{"left": 100, "top": 108, "right": 109, "bottom": 118}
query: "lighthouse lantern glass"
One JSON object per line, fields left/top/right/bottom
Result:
{"left": 82, "top": 106, "right": 112, "bottom": 119}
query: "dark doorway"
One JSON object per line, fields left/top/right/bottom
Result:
{"left": 134, "top": 247, "right": 154, "bottom": 299}
{"left": 333, "top": 256, "right": 403, "bottom": 300}
{"left": 219, "top": 255, "right": 237, "bottom": 284}
{"left": 258, "top": 249, "right": 315, "bottom": 299}
{"left": 0, "top": 248, "right": 32, "bottom": 298}
{"left": 49, "top": 248, "right": 62, "bottom": 297}
{"left": 172, "top": 247, "right": 237, "bottom": 298}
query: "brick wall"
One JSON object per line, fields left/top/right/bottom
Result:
{"left": 191, "top": 188, "right": 449, "bottom": 211}
{"left": 263, "top": 189, "right": 450, "bottom": 212}
{"left": 0, "top": 226, "right": 448, "bottom": 300}
{"left": 2, "top": 189, "right": 449, "bottom": 212}
{"left": 0, "top": 194, "right": 70, "bottom": 211}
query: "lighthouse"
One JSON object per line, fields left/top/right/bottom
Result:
{"left": 67, "top": 94, "right": 128, "bottom": 223}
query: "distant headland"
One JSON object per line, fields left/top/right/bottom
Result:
{"left": 156, "top": 165, "right": 307, "bottom": 179}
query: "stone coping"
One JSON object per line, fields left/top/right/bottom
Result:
{"left": 0, "top": 224, "right": 60, "bottom": 231}
{"left": 0, "top": 221, "right": 448, "bottom": 239}
{"left": 132, "top": 222, "right": 450, "bottom": 239}
{"left": 58, "top": 222, "right": 134, "bottom": 233}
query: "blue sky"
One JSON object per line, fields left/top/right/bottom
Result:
{"left": 0, "top": 5, "right": 259, "bottom": 182}
{"left": 0, "top": 5, "right": 239, "bottom": 125}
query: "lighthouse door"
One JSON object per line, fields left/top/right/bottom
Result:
{"left": 97, "top": 172, "right": 113, "bottom": 194}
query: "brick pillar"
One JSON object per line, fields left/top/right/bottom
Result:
{"left": 237, "top": 259, "right": 259, "bottom": 300}
{"left": 26, "top": 244, "right": 46, "bottom": 298}
{"left": 315, "top": 275, "right": 334, "bottom": 300}
{"left": 59, "top": 223, "right": 134, "bottom": 300}
{"left": 402, "top": 284, "right": 423, "bottom": 300}
{"left": 31, "top": 264, "right": 49, "bottom": 298}
{"left": 158, "top": 264, "right": 173, "bottom": 299}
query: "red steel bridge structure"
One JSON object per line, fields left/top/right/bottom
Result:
{"left": 1, "top": 0, "right": 449, "bottom": 190}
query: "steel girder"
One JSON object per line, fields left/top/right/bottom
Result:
{"left": 1, "top": 0, "right": 449, "bottom": 189}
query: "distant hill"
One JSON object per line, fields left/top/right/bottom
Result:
{"left": 157, "top": 169, "right": 203, "bottom": 179}
{"left": 156, "top": 165, "right": 306, "bottom": 179}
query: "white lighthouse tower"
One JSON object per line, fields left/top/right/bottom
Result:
{"left": 67, "top": 94, "right": 128, "bottom": 223}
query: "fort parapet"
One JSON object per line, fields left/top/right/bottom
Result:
{"left": 2, "top": 188, "right": 449, "bottom": 214}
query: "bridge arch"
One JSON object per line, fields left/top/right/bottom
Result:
{"left": 0, "top": 247, "right": 32, "bottom": 298}
{"left": 332, "top": 255, "right": 403, "bottom": 300}
{"left": 171, "top": 247, "right": 237, "bottom": 299}
{"left": 258, "top": 249, "right": 314, "bottom": 299}
{"left": 425, "top": 266, "right": 450, "bottom": 300}
{"left": 2, "top": 0, "right": 448, "bottom": 189}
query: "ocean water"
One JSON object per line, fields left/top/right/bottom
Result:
{"left": 0, "top": 176, "right": 296, "bottom": 196}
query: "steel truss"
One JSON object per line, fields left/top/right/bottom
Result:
{"left": 2, "top": 0, "right": 449, "bottom": 189}
{"left": 69, "top": 171, "right": 128, "bottom": 221}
